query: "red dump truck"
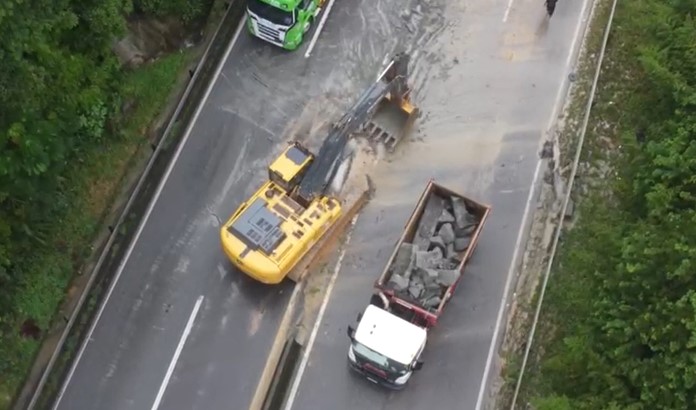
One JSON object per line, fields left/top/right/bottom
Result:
{"left": 346, "top": 179, "right": 491, "bottom": 388}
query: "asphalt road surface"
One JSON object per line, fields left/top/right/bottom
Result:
{"left": 285, "top": 0, "right": 594, "bottom": 410}
{"left": 52, "top": 1, "right": 457, "bottom": 409}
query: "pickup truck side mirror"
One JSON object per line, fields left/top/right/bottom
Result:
{"left": 412, "top": 360, "right": 424, "bottom": 371}
{"left": 346, "top": 325, "right": 355, "bottom": 340}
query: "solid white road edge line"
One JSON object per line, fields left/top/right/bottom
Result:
{"left": 51, "top": 17, "right": 247, "bottom": 410}
{"left": 151, "top": 295, "right": 204, "bottom": 410}
{"left": 282, "top": 214, "right": 360, "bottom": 410}
{"left": 474, "top": 0, "right": 593, "bottom": 407}
{"left": 304, "top": 0, "right": 337, "bottom": 58}
{"left": 508, "top": 0, "right": 614, "bottom": 406}
{"left": 502, "top": 0, "right": 516, "bottom": 22}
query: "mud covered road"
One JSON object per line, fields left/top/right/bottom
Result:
{"left": 52, "top": 1, "right": 462, "bottom": 409}
{"left": 283, "top": 0, "right": 594, "bottom": 409}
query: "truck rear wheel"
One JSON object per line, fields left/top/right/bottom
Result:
{"left": 370, "top": 293, "right": 386, "bottom": 309}
{"left": 303, "top": 17, "right": 314, "bottom": 34}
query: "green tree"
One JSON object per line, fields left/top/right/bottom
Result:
{"left": 531, "top": 0, "right": 696, "bottom": 408}
{"left": 0, "top": 0, "right": 130, "bottom": 306}
{"left": 134, "top": 0, "right": 211, "bottom": 22}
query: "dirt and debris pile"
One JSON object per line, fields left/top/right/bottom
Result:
{"left": 386, "top": 194, "right": 480, "bottom": 310}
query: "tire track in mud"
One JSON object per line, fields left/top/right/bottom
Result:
{"left": 318, "top": 0, "right": 508, "bottom": 215}
{"left": 402, "top": 0, "right": 450, "bottom": 95}
{"left": 310, "top": 0, "right": 449, "bottom": 108}
{"left": 220, "top": 0, "right": 453, "bottom": 165}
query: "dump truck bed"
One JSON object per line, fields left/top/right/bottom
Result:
{"left": 375, "top": 180, "right": 491, "bottom": 327}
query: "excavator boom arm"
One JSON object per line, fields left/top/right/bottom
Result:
{"left": 297, "top": 53, "right": 414, "bottom": 202}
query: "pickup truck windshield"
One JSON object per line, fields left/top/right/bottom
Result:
{"left": 353, "top": 341, "right": 408, "bottom": 374}
{"left": 247, "top": 0, "right": 295, "bottom": 26}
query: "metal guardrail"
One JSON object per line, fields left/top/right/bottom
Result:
{"left": 475, "top": 1, "right": 596, "bottom": 408}
{"left": 508, "top": 0, "right": 620, "bottom": 407}
{"left": 20, "top": 2, "right": 248, "bottom": 409}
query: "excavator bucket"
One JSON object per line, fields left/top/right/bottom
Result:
{"left": 364, "top": 95, "right": 418, "bottom": 152}
{"left": 364, "top": 54, "right": 420, "bottom": 152}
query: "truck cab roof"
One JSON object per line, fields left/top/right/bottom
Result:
{"left": 355, "top": 304, "right": 427, "bottom": 366}
{"left": 259, "top": 0, "right": 301, "bottom": 8}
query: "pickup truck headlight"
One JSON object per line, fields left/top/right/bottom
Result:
{"left": 347, "top": 345, "right": 356, "bottom": 363}
{"left": 394, "top": 371, "right": 412, "bottom": 385}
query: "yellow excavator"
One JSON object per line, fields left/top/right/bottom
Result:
{"left": 220, "top": 53, "right": 419, "bottom": 284}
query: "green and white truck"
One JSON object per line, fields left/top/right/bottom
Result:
{"left": 246, "top": 0, "right": 326, "bottom": 50}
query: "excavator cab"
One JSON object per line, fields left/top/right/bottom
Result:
{"left": 268, "top": 142, "right": 314, "bottom": 193}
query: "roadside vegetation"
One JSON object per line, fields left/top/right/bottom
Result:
{"left": 517, "top": 1, "right": 696, "bottom": 409}
{"left": 0, "top": 0, "right": 216, "bottom": 406}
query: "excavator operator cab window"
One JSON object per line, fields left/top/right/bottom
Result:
{"left": 268, "top": 143, "right": 313, "bottom": 193}
{"left": 269, "top": 170, "right": 292, "bottom": 193}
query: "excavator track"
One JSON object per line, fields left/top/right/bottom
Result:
{"left": 287, "top": 181, "right": 370, "bottom": 282}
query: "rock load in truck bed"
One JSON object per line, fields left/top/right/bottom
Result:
{"left": 385, "top": 193, "right": 483, "bottom": 310}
